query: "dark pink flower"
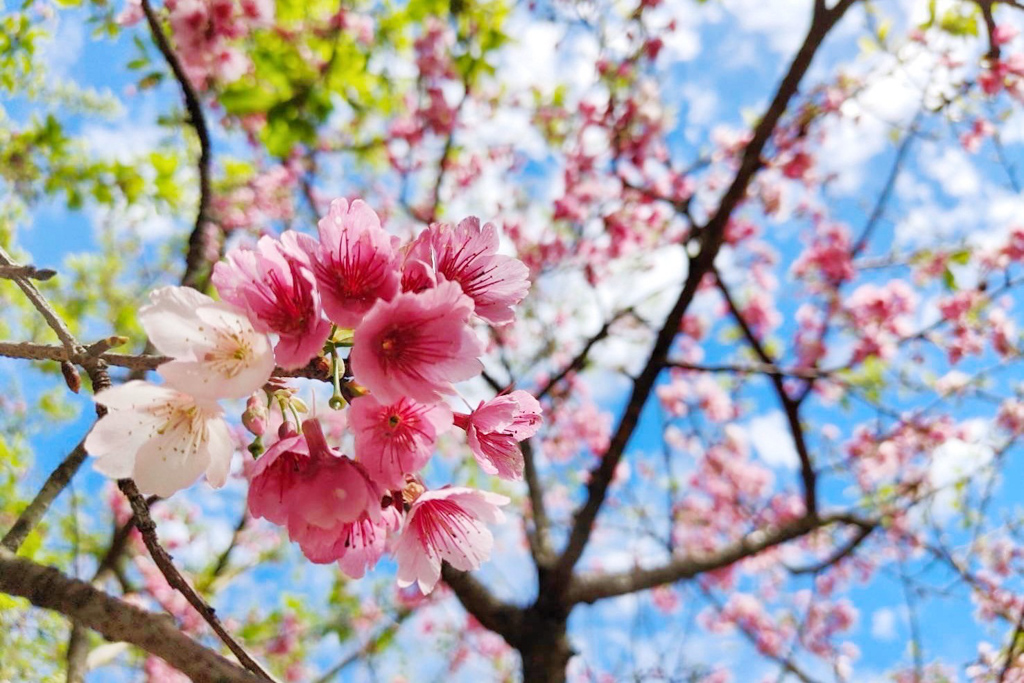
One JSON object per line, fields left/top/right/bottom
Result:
{"left": 289, "top": 506, "right": 401, "bottom": 578}
{"left": 248, "top": 419, "right": 380, "bottom": 539}
{"left": 350, "top": 281, "right": 484, "bottom": 404}
{"left": 404, "top": 217, "right": 530, "bottom": 325}
{"left": 296, "top": 198, "right": 400, "bottom": 328}
{"left": 247, "top": 429, "right": 309, "bottom": 527}
{"left": 454, "top": 390, "right": 542, "bottom": 480}
{"left": 393, "top": 486, "right": 508, "bottom": 594}
{"left": 350, "top": 395, "right": 453, "bottom": 489}
{"left": 212, "top": 234, "right": 331, "bottom": 369}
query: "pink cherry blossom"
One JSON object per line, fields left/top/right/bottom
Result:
{"left": 393, "top": 486, "right": 509, "bottom": 594}
{"left": 403, "top": 217, "right": 530, "bottom": 325}
{"left": 85, "top": 381, "right": 233, "bottom": 497}
{"left": 791, "top": 222, "right": 855, "bottom": 286}
{"left": 290, "top": 506, "right": 400, "bottom": 578}
{"left": 248, "top": 419, "right": 380, "bottom": 538}
{"left": 247, "top": 428, "right": 310, "bottom": 527}
{"left": 844, "top": 281, "right": 917, "bottom": 362}
{"left": 212, "top": 234, "right": 331, "bottom": 369}
{"left": 296, "top": 198, "right": 400, "bottom": 328}
{"left": 350, "top": 281, "right": 484, "bottom": 404}
{"left": 138, "top": 286, "right": 274, "bottom": 401}
{"left": 350, "top": 395, "right": 453, "bottom": 489}
{"left": 454, "top": 390, "right": 542, "bottom": 480}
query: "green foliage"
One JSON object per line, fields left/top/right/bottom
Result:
{"left": 919, "top": 0, "right": 980, "bottom": 37}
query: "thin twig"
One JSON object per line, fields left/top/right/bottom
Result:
{"left": 0, "top": 264, "right": 57, "bottom": 280}
{"left": 312, "top": 609, "right": 413, "bottom": 683}
{"left": 1, "top": 442, "right": 89, "bottom": 552}
{"left": 0, "top": 246, "right": 79, "bottom": 356}
{"left": 787, "top": 522, "right": 877, "bottom": 575}
{"left": 0, "top": 340, "right": 166, "bottom": 371}
{"left": 117, "top": 479, "right": 273, "bottom": 680}
{"left": 714, "top": 271, "right": 818, "bottom": 516}
{"left": 138, "top": 0, "right": 215, "bottom": 290}
{"left": 536, "top": 309, "right": 632, "bottom": 401}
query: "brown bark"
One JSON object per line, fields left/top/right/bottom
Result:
{"left": 0, "top": 550, "right": 261, "bottom": 683}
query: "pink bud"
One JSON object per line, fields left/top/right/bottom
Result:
{"left": 242, "top": 393, "right": 267, "bottom": 436}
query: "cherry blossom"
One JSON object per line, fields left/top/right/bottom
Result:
{"left": 403, "top": 217, "right": 531, "bottom": 325}
{"left": 393, "top": 486, "right": 509, "bottom": 594}
{"left": 350, "top": 395, "right": 453, "bottom": 489}
{"left": 212, "top": 234, "right": 332, "bottom": 369}
{"left": 138, "top": 286, "right": 274, "bottom": 401}
{"left": 85, "top": 381, "right": 233, "bottom": 497}
{"left": 350, "top": 281, "right": 484, "bottom": 404}
{"left": 454, "top": 390, "right": 543, "bottom": 480}
{"left": 295, "top": 198, "right": 400, "bottom": 329}
{"left": 248, "top": 419, "right": 379, "bottom": 539}
{"left": 291, "top": 506, "right": 401, "bottom": 578}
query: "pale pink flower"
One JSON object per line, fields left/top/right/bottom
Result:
{"left": 248, "top": 419, "right": 380, "bottom": 536}
{"left": 138, "top": 286, "right": 274, "bottom": 401}
{"left": 291, "top": 506, "right": 401, "bottom": 578}
{"left": 116, "top": 0, "right": 144, "bottom": 26}
{"left": 296, "top": 198, "right": 400, "bottom": 328}
{"left": 454, "top": 390, "right": 542, "bottom": 480}
{"left": 350, "top": 281, "right": 484, "bottom": 404}
{"left": 85, "top": 381, "right": 233, "bottom": 497}
{"left": 350, "top": 395, "right": 453, "bottom": 489}
{"left": 212, "top": 234, "right": 331, "bottom": 369}
{"left": 393, "top": 487, "right": 508, "bottom": 594}
{"left": 403, "top": 217, "right": 530, "bottom": 325}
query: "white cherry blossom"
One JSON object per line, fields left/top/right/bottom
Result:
{"left": 139, "top": 286, "right": 275, "bottom": 401}
{"left": 85, "top": 381, "right": 234, "bottom": 497}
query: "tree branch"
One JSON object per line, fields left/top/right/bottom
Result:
{"left": 138, "top": 0, "right": 215, "bottom": 290}
{"left": 850, "top": 111, "right": 919, "bottom": 256}
{"left": 441, "top": 564, "right": 524, "bottom": 645}
{"left": 787, "top": 521, "right": 877, "bottom": 575}
{"left": 1, "top": 441, "right": 89, "bottom": 552}
{"left": 0, "top": 263, "right": 56, "bottom": 281}
{"left": 553, "top": 0, "right": 854, "bottom": 586}
{"left": 536, "top": 309, "right": 632, "bottom": 401}
{"left": 117, "top": 479, "right": 273, "bottom": 680}
{"left": 0, "top": 339, "right": 168, "bottom": 371}
{"left": 0, "top": 549, "right": 262, "bottom": 682}
{"left": 714, "top": 271, "right": 818, "bottom": 516}
{"left": 566, "top": 513, "right": 870, "bottom": 605}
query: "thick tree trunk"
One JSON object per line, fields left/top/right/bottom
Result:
{"left": 516, "top": 611, "right": 572, "bottom": 683}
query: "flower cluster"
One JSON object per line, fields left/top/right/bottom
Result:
{"left": 86, "top": 198, "right": 541, "bottom": 593}
{"left": 119, "top": 0, "right": 273, "bottom": 89}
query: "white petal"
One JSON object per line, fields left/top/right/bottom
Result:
{"left": 202, "top": 417, "right": 234, "bottom": 489}
{"left": 92, "top": 381, "right": 176, "bottom": 411}
{"left": 85, "top": 410, "right": 160, "bottom": 478}
{"left": 132, "top": 428, "right": 210, "bottom": 497}
{"left": 139, "top": 287, "right": 219, "bottom": 359}
{"left": 435, "top": 518, "right": 492, "bottom": 572}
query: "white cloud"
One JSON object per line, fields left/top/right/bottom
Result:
{"left": 81, "top": 121, "right": 164, "bottom": 164}
{"left": 920, "top": 145, "right": 981, "bottom": 199}
{"left": 871, "top": 607, "right": 898, "bottom": 641}
{"left": 747, "top": 411, "right": 799, "bottom": 469}
{"left": 41, "top": 14, "right": 85, "bottom": 78}
{"left": 720, "top": 0, "right": 814, "bottom": 56}
{"left": 928, "top": 435, "right": 995, "bottom": 522}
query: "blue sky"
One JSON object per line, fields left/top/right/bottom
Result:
{"left": 8, "top": 0, "right": 1024, "bottom": 680}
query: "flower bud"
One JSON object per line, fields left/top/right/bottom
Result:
{"left": 242, "top": 393, "right": 267, "bottom": 436}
